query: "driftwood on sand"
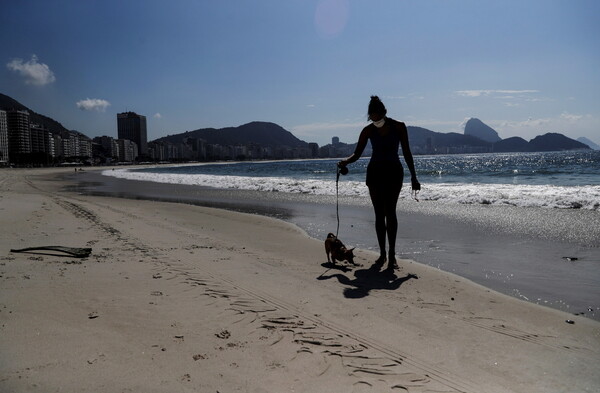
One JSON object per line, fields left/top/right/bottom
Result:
{"left": 10, "top": 246, "right": 92, "bottom": 258}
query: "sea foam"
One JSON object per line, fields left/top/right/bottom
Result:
{"left": 102, "top": 168, "right": 600, "bottom": 210}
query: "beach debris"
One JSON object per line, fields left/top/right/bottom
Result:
{"left": 87, "top": 354, "right": 105, "bottom": 364}
{"left": 152, "top": 273, "right": 162, "bottom": 279}
{"left": 562, "top": 257, "right": 578, "bottom": 261}
{"left": 193, "top": 354, "right": 207, "bottom": 361}
{"left": 215, "top": 329, "right": 231, "bottom": 339}
{"left": 150, "top": 291, "right": 163, "bottom": 296}
{"left": 565, "top": 319, "right": 575, "bottom": 324}
{"left": 88, "top": 312, "right": 99, "bottom": 319}
{"left": 11, "top": 246, "right": 92, "bottom": 258}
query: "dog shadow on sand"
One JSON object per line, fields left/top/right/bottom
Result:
{"left": 317, "top": 262, "right": 418, "bottom": 299}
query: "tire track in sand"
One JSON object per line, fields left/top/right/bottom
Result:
{"left": 37, "top": 190, "right": 597, "bottom": 392}
{"left": 50, "top": 194, "right": 477, "bottom": 393}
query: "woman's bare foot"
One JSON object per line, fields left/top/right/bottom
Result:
{"left": 374, "top": 255, "right": 386, "bottom": 266}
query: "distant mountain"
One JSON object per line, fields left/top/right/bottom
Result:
{"left": 0, "top": 93, "right": 76, "bottom": 138}
{"left": 155, "top": 121, "right": 308, "bottom": 148}
{"left": 464, "top": 118, "right": 501, "bottom": 143}
{"left": 577, "top": 137, "right": 599, "bottom": 150}
{"left": 405, "top": 124, "right": 589, "bottom": 154}
{"left": 491, "top": 136, "right": 530, "bottom": 152}
{"left": 408, "top": 126, "right": 491, "bottom": 149}
{"left": 528, "top": 133, "right": 590, "bottom": 152}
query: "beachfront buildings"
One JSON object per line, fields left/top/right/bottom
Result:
{"left": 117, "top": 112, "right": 147, "bottom": 156}
{"left": 116, "top": 138, "right": 138, "bottom": 162}
{"left": 0, "top": 109, "right": 93, "bottom": 166}
{"left": 145, "top": 139, "right": 317, "bottom": 162}
{"left": 6, "top": 110, "right": 31, "bottom": 161}
{"left": 0, "top": 110, "right": 8, "bottom": 165}
{"left": 91, "top": 135, "right": 140, "bottom": 164}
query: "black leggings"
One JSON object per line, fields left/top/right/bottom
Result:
{"left": 366, "top": 162, "right": 404, "bottom": 259}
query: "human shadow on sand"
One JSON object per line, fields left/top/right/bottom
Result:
{"left": 317, "top": 262, "right": 418, "bottom": 299}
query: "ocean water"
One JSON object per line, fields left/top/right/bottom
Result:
{"left": 104, "top": 151, "right": 600, "bottom": 210}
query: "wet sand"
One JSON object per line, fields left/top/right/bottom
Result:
{"left": 73, "top": 169, "right": 600, "bottom": 320}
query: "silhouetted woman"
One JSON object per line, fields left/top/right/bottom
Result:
{"left": 338, "top": 96, "right": 420, "bottom": 270}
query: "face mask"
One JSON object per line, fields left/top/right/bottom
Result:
{"left": 373, "top": 118, "right": 385, "bottom": 128}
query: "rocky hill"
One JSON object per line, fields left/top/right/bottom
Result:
{"left": 492, "top": 136, "right": 530, "bottom": 152}
{"left": 459, "top": 119, "right": 589, "bottom": 153}
{"left": 529, "top": 133, "right": 590, "bottom": 151}
{"left": 156, "top": 121, "right": 308, "bottom": 148}
{"left": 464, "top": 118, "right": 502, "bottom": 142}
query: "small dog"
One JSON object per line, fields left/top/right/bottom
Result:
{"left": 325, "top": 233, "right": 356, "bottom": 265}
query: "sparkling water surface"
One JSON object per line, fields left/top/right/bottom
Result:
{"left": 106, "top": 151, "right": 600, "bottom": 210}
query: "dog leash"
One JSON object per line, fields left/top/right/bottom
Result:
{"left": 335, "top": 165, "right": 341, "bottom": 238}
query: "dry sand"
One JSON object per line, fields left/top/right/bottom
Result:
{"left": 1, "top": 167, "right": 598, "bottom": 393}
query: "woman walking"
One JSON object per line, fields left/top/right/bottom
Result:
{"left": 338, "top": 96, "right": 420, "bottom": 271}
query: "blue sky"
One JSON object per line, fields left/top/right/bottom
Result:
{"left": 2, "top": 0, "right": 598, "bottom": 146}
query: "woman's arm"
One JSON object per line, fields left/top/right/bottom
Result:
{"left": 398, "top": 122, "right": 420, "bottom": 189}
{"left": 339, "top": 127, "right": 370, "bottom": 167}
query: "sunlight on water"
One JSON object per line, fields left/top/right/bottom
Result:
{"left": 103, "top": 151, "right": 600, "bottom": 210}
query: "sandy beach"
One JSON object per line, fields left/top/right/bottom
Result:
{"left": 1, "top": 167, "right": 599, "bottom": 393}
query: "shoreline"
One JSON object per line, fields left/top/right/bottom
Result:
{"left": 1, "top": 167, "right": 599, "bottom": 392}
{"left": 72, "top": 168, "right": 600, "bottom": 320}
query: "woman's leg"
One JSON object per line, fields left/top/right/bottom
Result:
{"left": 383, "top": 185, "right": 402, "bottom": 267}
{"left": 368, "top": 186, "right": 387, "bottom": 263}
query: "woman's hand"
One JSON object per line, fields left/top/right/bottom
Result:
{"left": 338, "top": 160, "right": 349, "bottom": 175}
{"left": 411, "top": 177, "right": 421, "bottom": 191}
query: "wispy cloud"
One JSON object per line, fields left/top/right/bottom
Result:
{"left": 6, "top": 54, "right": 56, "bottom": 86}
{"left": 153, "top": 113, "right": 162, "bottom": 119}
{"left": 76, "top": 98, "right": 111, "bottom": 112}
{"left": 455, "top": 89, "right": 539, "bottom": 98}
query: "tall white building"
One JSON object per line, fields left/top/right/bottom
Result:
{"left": 7, "top": 110, "right": 31, "bottom": 162}
{"left": 116, "top": 138, "right": 138, "bottom": 162}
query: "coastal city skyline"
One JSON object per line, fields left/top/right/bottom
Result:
{"left": 1, "top": 1, "right": 599, "bottom": 146}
